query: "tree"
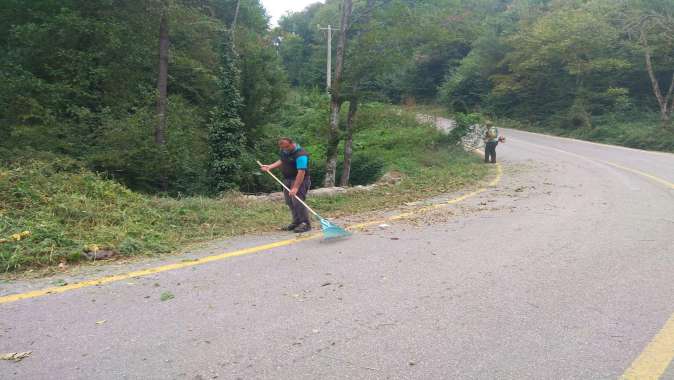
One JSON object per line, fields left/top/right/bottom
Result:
{"left": 238, "top": 35, "right": 289, "bottom": 144}
{"left": 324, "top": 0, "right": 352, "bottom": 187}
{"left": 338, "top": 0, "right": 373, "bottom": 187}
{"left": 156, "top": 0, "right": 170, "bottom": 191}
{"left": 208, "top": 31, "right": 246, "bottom": 192}
{"left": 276, "top": 3, "right": 326, "bottom": 88}
{"left": 329, "top": 0, "right": 411, "bottom": 186}
{"left": 623, "top": 3, "right": 674, "bottom": 130}
{"left": 340, "top": 98, "right": 358, "bottom": 186}
{"left": 0, "top": 0, "right": 287, "bottom": 194}
{"left": 488, "top": 2, "right": 632, "bottom": 125}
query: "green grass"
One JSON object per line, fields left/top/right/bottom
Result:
{"left": 0, "top": 107, "right": 491, "bottom": 274}
{"left": 407, "top": 104, "right": 454, "bottom": 119}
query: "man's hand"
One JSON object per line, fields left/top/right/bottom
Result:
{"left": 289, "top": 188, "right": 298, "bottom": 198}
{"left": 259, "top": 160, "right": 281, "bottom": 172}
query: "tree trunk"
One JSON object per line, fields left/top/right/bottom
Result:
{"left": 664, "top": 72, "right": 674, "bottom": 130}
{"left": 324, "top": 0, "right": 352, "bottom": 187}
{"left": 325, "top": 100, "right": 342, "bottom": 188}
{"left": 156, "top": 1, "right": 169, "bottom": 191}
{"left": 337, "top": 0, "right": 371, "bottom": 187}
{"left": 340, "top": 98, "right": 358, "bottom": 187}
{"left": 641, "top": 30, "right": 674, "bottom": 130}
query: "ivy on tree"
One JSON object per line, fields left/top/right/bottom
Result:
{"left": 208, "top": 31, "right": 246, "bottom": 192}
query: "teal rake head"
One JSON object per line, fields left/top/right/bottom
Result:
{"left": 319, "top": 218, "right": 351, "bottom": 240}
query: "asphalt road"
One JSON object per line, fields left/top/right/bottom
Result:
{"left": 1, "top": 128, "right": 673, "bottom": 380}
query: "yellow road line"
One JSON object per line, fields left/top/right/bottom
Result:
{"left": 511, "top": 137, "right": 674, "bottom": 379}
{"left": 0, "top": 235, "right": 321, "bottom": 305}
{"left": 514, "top": 138, "right": 674, "bottom": 190}
{"left": 0, "top": 163, "right": 502, "bottom": 305}
{"left": 599, "top": 160, "right": 674, "bottom": 189}
{"left": 548, "top": 147, "right": 674, "bottom": 189}
{"left": 621, "top": 314, "right": 674, "bottom": 380}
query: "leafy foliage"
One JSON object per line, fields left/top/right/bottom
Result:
{"left": 0, "top": 0, "right": 289, "bottom": 194}
{"left": 208, "top": 32, "right": 246, "bottom": 192}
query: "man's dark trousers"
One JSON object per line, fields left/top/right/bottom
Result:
{"left": 283, "top": 177, "right": 311, "bottom": 226}
{"left": 485, "top": 142, "right": 498, "bottom": 163}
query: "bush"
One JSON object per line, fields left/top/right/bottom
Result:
{"left": 563, "top": 101, "right": 592, "bottom": 130}
{"left": 86, "top": 96, "right": 211, "bottom": 196}
{"left": 308, "top": 159, "right": 326, "bottom": 189}
{"left": 337, "top": 153, "right": 386, "bottom": 186}
{"left": 499, "top": 111, "right": 674, "bottom": 153}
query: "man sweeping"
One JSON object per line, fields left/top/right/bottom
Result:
{"left": 260, "top": 138, "right": 312, "bottom": 233}
{"left": 483, "top": 121, "right": 500, "bottom": 164}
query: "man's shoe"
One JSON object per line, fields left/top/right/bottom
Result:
{"left": 281, "top": 223, "right": 298, "bottom": 231}
{"left": 293, "top": 223, "right": 311, "bottom": 233}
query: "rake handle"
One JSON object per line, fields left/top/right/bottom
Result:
{"left": 256, "top": 160, "right": 320, "bottom": 219}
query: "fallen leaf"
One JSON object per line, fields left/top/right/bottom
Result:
{"left": 160, "top": 292, "right": 175, "bottom": 301}
{"left": 0, "top": 351, "right": 32, "bottom": 362}
{"left": 95, "top": 320, "right": 107, "bottom": 325}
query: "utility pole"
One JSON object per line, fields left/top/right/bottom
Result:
{"left": 318, "top": 24, "right": 334, "bottom": 93}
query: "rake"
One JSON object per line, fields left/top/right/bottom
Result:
{"left": 257, "top": 161, "right": 351, "bottom": 240}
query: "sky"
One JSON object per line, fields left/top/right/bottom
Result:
{"left": 261, "top": 0, "right": 325, "bottom": 26}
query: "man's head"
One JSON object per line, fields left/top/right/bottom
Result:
{"left": 278, "top": 137, "right": 296, "bottom": 153}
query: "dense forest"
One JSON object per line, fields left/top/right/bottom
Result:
{"left": 1, "top": 0, "right": 673, "bottom": 196}
{"left": 278, "top": 0, "right": 674, "bottom": 151}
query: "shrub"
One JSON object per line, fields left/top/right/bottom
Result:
{"left": 337, "top": 153, "right": 386, "bottom": 186}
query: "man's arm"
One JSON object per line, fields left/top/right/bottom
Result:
{"left": 289, "top": 170, "right": 306, "bottom": 197}
{"left": 260, "top": 160, "right": 281, "bottom": 172}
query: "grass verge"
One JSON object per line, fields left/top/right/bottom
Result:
{"left": 0, "top": 108, "right": 491, "bottom": 274}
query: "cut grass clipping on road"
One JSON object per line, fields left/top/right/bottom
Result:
{"left": 0, "top": 111, "right": 490, "bottom": 274}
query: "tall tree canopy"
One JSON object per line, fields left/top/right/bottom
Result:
{"left": 0, "top": 0, "right": 287, "bottom": 194}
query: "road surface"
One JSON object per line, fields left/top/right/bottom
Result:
{"left": 1, "top": 127, "right": 673, "bottom": 379}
